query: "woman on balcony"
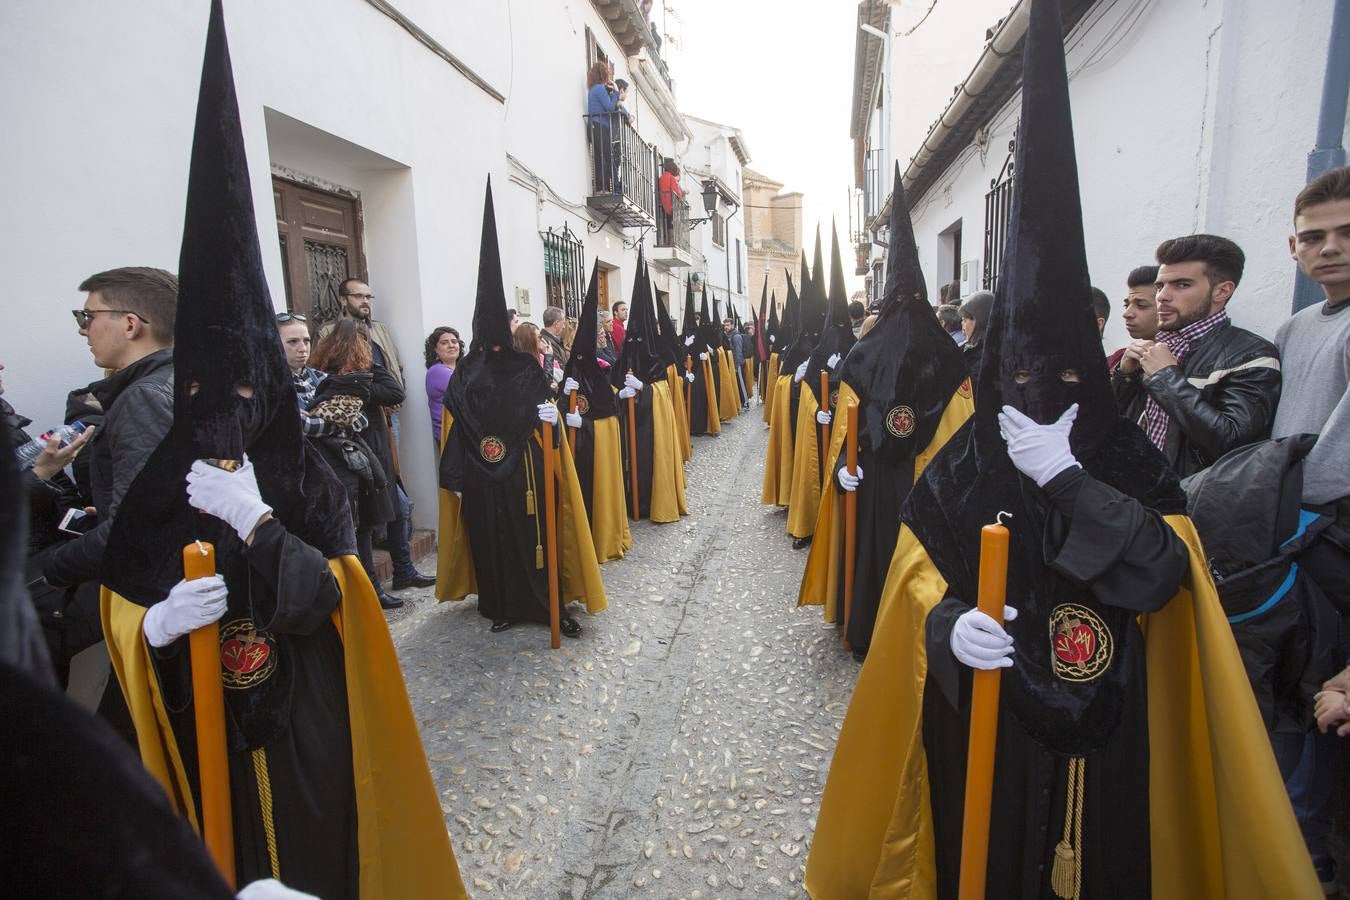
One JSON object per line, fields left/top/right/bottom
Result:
{"left": 586, "top": 61, "right": 619, "bottom": 194}
{"left": 658, "top": 159, "right": 683, "bottom": 247}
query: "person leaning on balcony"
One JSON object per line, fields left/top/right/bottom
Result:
{"left": 659, "top": 159, "right": 683, "bottom": 245}
{"left": 586, "top": 61, "right": 620, "bottom": 193}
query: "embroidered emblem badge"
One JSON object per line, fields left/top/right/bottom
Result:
{"left": 575, "top": 394, "right": 590, "bottom": 415}
{"left": 480, "top": 435, "right": 506, "bottom": 463}
{"left": 1049, "top": 603, "right": 1113, "bottom": 683}
{"left": 220, "top": 619, "right": 277, "bottom": 690}
{"left": 828, "top": 388, "right": 839, "bottom": 411}
{"left": 885, "top": 405, "right": 916, "bottom": 438}
{"left": 958, "top": 377, "right": 973, "bottom": 399}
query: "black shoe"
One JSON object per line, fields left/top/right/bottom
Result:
{"left": 490, "top": 620, "right": 514, "bottom": 633}
{"left": 560, "top": 617, "right": 582, "bottom": 638}
{"left": 392, "top": 571, "right": 436, "bottom": 590}
{"left": 378, "top": 592, "right": 404, "bottom": 610}
{"left": 791, "top": 536, "right": 813, "bottom": 550}
{"left": 851, "top": 648, "right": 867, "bottom": 664}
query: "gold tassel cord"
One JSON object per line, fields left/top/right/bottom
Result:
{"left": 1051, "top": 756, "right": 1085, "bottom": 900}
{"left": 524, "top": 437, "right": 543, "bottom": 569}
{"left": 252, "top": 747, "right": 281, "bottom": 880}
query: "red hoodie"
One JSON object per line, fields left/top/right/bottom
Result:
{"left": 611, "top": 316, "right": 626, "bottom": 353}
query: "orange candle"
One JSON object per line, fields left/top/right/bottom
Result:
{"left": 181, "top": 540, "right": 235, "bottom": 888}
{"left": 958, "top": 517, "right": 1010, "bottom": 900}
{"left": 541, "top": 423, "right": 561, "bottom": 649}
{"left": 842, "top": 407, "right": 858, "bottom": 652}
{"left": 567, "top": 392, "right": 579, "bottom": 456}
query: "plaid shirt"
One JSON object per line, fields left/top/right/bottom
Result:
{"left": 292, "top": 367, "right": 332, "bottom": 437}
{"left": 1141, "top": 310, "right": 1229, "bottom": 449}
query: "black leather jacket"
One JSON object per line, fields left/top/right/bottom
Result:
{"left": 1112, "top": 319, "right": 1280, "bottom": 478}
{"left": 43, "top": 348, "right": 174, "bottom": 586}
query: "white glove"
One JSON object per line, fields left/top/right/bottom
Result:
{"left": 685, "top": 372, "right": 696, "bottom": 383}
{"left": 998, "top": 404, "right": 1079, "bottom": 487}
{"left": 537, "top": 402, "right": 559, "bottom": 425}
{"left": 794, "top": 361, "right": 809, "bottom": 383}
{"left": 837, "top": 464, "right": 863, "bottom": 492}
{"left": 618, "top": 386, "right": 636, "bottom": 399}
{"left": 237, "top": 879, "right": 320, "bottom": 900}
{"left": 143, "top": 575, "right": 229, "bottom": 648}
{"left": 816, "top": 409, "right": 832, "bottom": 426}
{"left": 563, "top": 377, "right": 579, "bottom": 395}
{"left": 186, "top": 458, "right": 272, "bottom": 543}
{"left": 768, "top": 334, "right": 775, "bottom": 343}
{"left": 699, "top": 352, "right": 709, "bottom": 361}
{"left": 452, "top": 490, "right": 462, "bottom": 499}
{"left": 624, "top": 373, "right": 644, "bottom": 392}
{"left": 684, "top": 335, "right": 696, "bottom": 346}
{"left": 565, "top": 411, "right": 583, "bottom": 428}
{"left": 950, "top": 605, "right": 1019, "bottom": 669}
{"left": 827, "top": 353, "right": 841, "bottom": 370}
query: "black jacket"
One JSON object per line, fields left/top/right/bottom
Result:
{"left": 43, "top": 348, "right": 175, "bottom": 586}
{"left": 1112, "top": 319, "right": 1280, "bottom": 478}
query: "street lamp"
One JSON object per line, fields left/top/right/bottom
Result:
{"left": 688, "top": 180, "right": 724, "bottom": 227}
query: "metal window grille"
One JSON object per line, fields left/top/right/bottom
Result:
{"left": 542, "top": 222, "right": 585, "bottom": 318}
{"left": 982, "top": 137, "right": 1016, "bottom": 292}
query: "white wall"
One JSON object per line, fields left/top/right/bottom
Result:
{"left": 904, "top": 0, "right": 1347, "bottom": 352}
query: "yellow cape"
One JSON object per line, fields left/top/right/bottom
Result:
{"left": 102, "top": 557, "right": 467, "bottom": 898}
{"left": 786, "top": 386, "right": 823, "bottom": 538}
{"left": 797, "top": 384, "right": 973, "bottom": 621}
{"left": 718, "top": 348, "right": 740, "bottom": 421}
{"left": 804, "top": 517, "right": 1320, "bottom": 899}
{"left": 586, "top": 415, "right": 633, "bottom": 563}
{"left": 743, "top": 358, "right": 755, "bottom": 405}
{"left": 760, "top": 374, "right": 795, "bottom": 506}
{"left": 761, "top": 352, "right": 779, "bottom": 423}
{"left": 666, "top": 363, "right": 693, "bottom": 462}
{"left": 700, "top": 354, "right": 722, "bottom": 436}
{"left": 435, "top": 412, "right": 608, "bottom": 612}
{"left": 644, "top": 379, "right": 689, "bottom": 523}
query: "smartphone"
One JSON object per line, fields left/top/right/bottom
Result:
{"left": 58, "top": 507, "right": 97, "bottom": 536}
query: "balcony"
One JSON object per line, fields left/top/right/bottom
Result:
{"left": 651, "top": 195, "right": 693, "bottom": 269}
{"left": 586, "top": 111, "right": 657, "bottom": 229}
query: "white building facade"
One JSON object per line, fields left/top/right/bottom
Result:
{"left": 2, "top": 0, "right": 746, "bottom": 526}
{"left": 856, "top": 0, "right": 1349, "bottom": 350}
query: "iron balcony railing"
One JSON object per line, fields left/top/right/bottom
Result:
{"left": 657, "top": 195, "right": 690, "bottom": 253}
{"left": 585, "top": 111, "right": 658, "bottom": 228}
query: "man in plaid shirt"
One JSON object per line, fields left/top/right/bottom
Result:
{"left": 1111, "top": 234, "right": 1281, "bottom": 478}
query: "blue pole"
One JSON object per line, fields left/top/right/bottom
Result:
{"left": 1293, "top": 0, "right": 1350, "bottom": 312}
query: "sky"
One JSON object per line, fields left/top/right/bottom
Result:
{"left": 659, "top": 0, "right": 864, "bottom": 294}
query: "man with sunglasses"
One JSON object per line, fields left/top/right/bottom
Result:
{"left": 43, "top": 267, "right": 177, "bottom": 593}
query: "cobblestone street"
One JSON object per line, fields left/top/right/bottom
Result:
{"left": 386, "top": 409, "right": 859, "bottom": 898}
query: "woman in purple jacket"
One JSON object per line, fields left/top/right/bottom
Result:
{"left": 424, "top": 326, "right": 460, "bottom": 449}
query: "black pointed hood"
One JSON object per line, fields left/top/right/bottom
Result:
{"left": 444, "top": 179, "right": 550, "bottom": 482}
{"left": 805, "top": 223, "right": 858, "bottom": 405}
{"left": 765, "top": 285, "right": 782, "bottom": 355}
{"left": 780, "top": 231, "right": 826, "bottom": 373}
{"left": 697, "top": 282, "right": 719, "bottom": 351}
{"left": 613, "top": 248, "right": 667, "bottom": 384}
{"left": 681, "top": 279, "right": 701, "bottom": 346}
{"left": 563, "top": 262, "right": 619, "bottom": 419}
{"left": 754, "top": 281, "right": 770, "bottom": 362}
{"left": 104, "top": 0, "right": 354, "bottom": 602}
{"left": 900, "top": 0, "right": 1183, "bottom": 758}
{"left": 772, "top": 266, "right": 798, "bottom": 361}
{"left": 653, "top": 279, "right": 681, "bottom": 367}
{"left": 837, "top": 163, "right": 969, "bottom": 465}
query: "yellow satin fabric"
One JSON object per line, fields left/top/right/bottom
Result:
{"left": 701, "top": 355, "right": 721, "bottom": 435}
{"left": 798, "top": 386, "right": 974, "bottom": 620}
{"left": 760, "top": 374, "right": 794, "bottom": 506}
{"left": 587, "top": 415, "right": 633, "bottom": 563}
{"left": 646, "top": 380, "right": 689, "bottom": 523}
{"left": 786, "top": 387, "right": 821, "bottom": 539}
{"left": 102, "top": 557, "right": 468, "bottom": 898}
{"left": 804, "top": 516, "right": 1320, "bottom": 899}
{"left": 718, "top": 349, "right": 740, "bottom": 421}
{"left": 761, "top": 352, "right": 779, "bottom": 424}
{"left": 665, "top": 363, "right": 693, "bottom": 462}
{"left": 743, "top": 359, "right": 755, "bottom": 403}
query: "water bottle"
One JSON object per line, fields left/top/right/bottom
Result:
{"left": 15, "top": 421, "right": 86, "bottom": 470}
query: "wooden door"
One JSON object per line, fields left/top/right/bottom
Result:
{"left": 273, "top": 178, "right": 366, "bottom": 326}
{"left": 596, "top": 267, "right": 611, "bottom": 311}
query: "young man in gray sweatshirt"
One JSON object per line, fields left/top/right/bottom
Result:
{"left": 1275, "top": 165, "right": 1350, "bottom": 894}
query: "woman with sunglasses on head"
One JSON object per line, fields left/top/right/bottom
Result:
{"left": 308, "top": 319, "right": 405, "bottom": 609}
{"left": 424, "top": 326, "right": 461, "bottom": 451}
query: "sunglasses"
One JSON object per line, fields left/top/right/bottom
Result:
{"left": 275, "top": 311, "right": 308, "bottom": 323}
{"left": 72, "top": 308, "right": 150, "bottom": 329}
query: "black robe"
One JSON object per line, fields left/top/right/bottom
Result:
{"left": 617, "top": 383, "right": 658, "bottom": 518}
{"left": 686, "top": 348, "right": 718, "bottom": 436}
{"left": 154, "top": 518, "right": 358, "bottom": 898}
{"left": 920, "top": 467, "right": 1186, "bottom": 898}
{"left": 441, "top": 424, "right": 562, "bottom": 624}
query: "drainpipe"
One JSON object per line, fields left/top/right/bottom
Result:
{"left": 1293, "top": 0, "right": 1350, "bottom": 312}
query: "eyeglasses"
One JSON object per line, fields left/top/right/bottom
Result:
{"left": 275, "top": 311, "right": 308, "bottom": 323}
{"left": 343, "top": 292, "right": 375, "bottom": 301}
{"left": 72, "top": 308, "right": 150, "bottom": 329}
